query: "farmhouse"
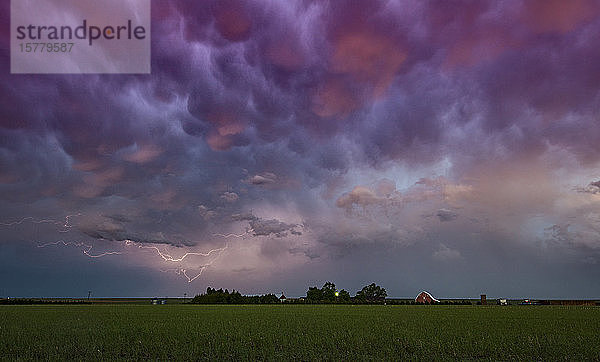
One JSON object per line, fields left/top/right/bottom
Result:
{"left": 415, "top": 291, "right": 439, "bottom": 304}
{"left": 279, "top": 292, "right": 287, "bottom": 303}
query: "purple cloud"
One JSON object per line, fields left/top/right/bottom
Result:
{"left": 1, "top": 0, "right": 600, "bottom": 298}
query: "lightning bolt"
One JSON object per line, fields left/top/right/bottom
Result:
{"left": 124, "top": 240, "right": 228, "bottom": 262}
{"left": 1, "top": 213, "right": 123, "bottom": 260}
{"left": 212, "top": 228, "right": 253, "bottom": 238}
{"left": 1, "top": 213, "right": 249, "bottom": 283}
{"left": 128, "top": 229, "right": 253, "bottom": 282}
{"left": 37, "top": 240, "right": 122, "bottom": 258}
{"left": 125, "top": 238, "right": 230, "bottom": 282}
{"left": 0, "top": 213, "right": 81, "bottom": 233}
{"left": 160, "top": 267, "right": 209, "bottom": 283}
{"left": 58, "top": 213, "right": 81, "bottom": 232}
{"left": 0, "top": 216, "right": 54, "bottom": 226}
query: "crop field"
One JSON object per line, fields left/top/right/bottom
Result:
{"left": 1, "top": 305, "right": 599, "bottom": 360}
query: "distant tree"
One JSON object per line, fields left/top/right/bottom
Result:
{"left": 306, "top": 286, "right": 323, "bottom": 302}
{"left": 229, "top": 290, "right": 244, "bottom": 304}
{"left": 355, "top": 283, "right": 387, "bottom": 303}
{"left": 321, "top": 282, "right": 337, "bottom": 302}
{"left": 337, "top": 289, "right": 351, "bottom": 303}
{"left": 260, "top": 294, "right": 279, "bottom": 304}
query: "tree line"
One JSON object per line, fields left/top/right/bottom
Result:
{"left": 190, "top": 287, "right": 280, "bottom": 304}
{"left": 190, "top": 282, "right": 390, "bottom": 304}
{"left": 305, "top": 282, "right": 387, "bottom": 304}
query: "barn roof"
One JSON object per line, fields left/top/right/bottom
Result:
{"left": 415, "top": 290, "right": 440, "bottom": 302}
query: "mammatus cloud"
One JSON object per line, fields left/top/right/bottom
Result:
{"left": 336, "top": 179, "right": 400, "bottom": 210}
{"left": 336, "top": 186, "right": 382, "bottom": 209}
{"left": 122, "top": 144, "right": 164, "bottom": 164}
{"left": 1, "top": 0, "right": 600, "bottom": 297}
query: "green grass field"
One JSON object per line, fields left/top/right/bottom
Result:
{"left": 1, "top": 305, "right": 599, "bottom": 360}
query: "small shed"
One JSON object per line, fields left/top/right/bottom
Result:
{"left": 415, "top": 291, "right": 440, "bottom": 304}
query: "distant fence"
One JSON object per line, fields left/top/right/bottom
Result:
{"left": 538, "top": 300, "right": 599, "bottom": 306}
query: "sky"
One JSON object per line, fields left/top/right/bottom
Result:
{"left": 1, "top": 0, "right": 600, "bottom": 299}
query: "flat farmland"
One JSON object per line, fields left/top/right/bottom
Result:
{"left": 1, "top": 305, "right": 599, "bottom": 360}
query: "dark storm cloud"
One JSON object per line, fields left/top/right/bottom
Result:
{"left": 2, "top": 0, "right": 600, "bottom": 297}
{"left": 80, "top": 228, "right": 176, "bottom": 246}
{"left": 105, "top": 214, "right": 132, "bottom": 223}
{"left": 576, "top": 181, "right": 600, "bottom": 195}
{"left": 3, "top": 0, "right": 600, "bottom": 177}
{"left": 250, "top": 218, "right": 302, "bottom": 238}
{"left": 436, "top": 209, "right": 458, "bottom": 222}
{"left": 232, "top": 212, "right": 302, "bottom": 237}
{"left": 77, "top": 213, "right": 199, "bottom": 247}
{"left": 231, "top": 212, "right": 258, "bottom": 222}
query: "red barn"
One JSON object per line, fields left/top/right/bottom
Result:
{"left": 415, "top": 291, "right": 440, "bottom": 304}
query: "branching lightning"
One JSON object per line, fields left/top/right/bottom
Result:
{"left": 159, "top": 267, "right": 209, "bottom": 283}
{"left": 124, "top": 240, "right": 228, "bottom": 262}
{"left": 1, "top": 213, "right": 250, "bottom": 283}
{"left": 125, "top": 239, "right": 229, "bottom": 282}
{"left": 0, "top": 216, "right": 54, "bottom": 226}
{"left": 123, "top": 229, "right": 251, "bottom": 282}
{"left": 0, "top": 213, "right": 80, "bottom": 232}
{"left": 37, "top": 240, "right": 122, "bottom": 258}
